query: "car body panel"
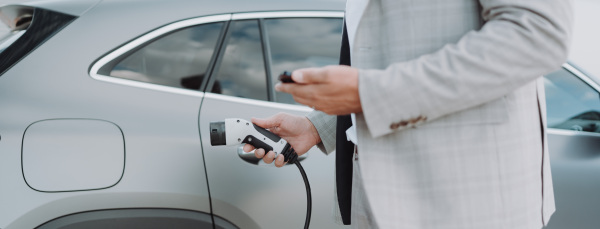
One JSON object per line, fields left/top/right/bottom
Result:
{"left": 1, "top": 49, "right": 212, "bottom": 228}
{"left": 0, "top": 5, "right": 212, "bottom": 227}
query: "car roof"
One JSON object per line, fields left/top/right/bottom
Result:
{"left": 13, "top": 0, "right": 101, "bottom": 16}
{"left": 16, "top": 0, "right": 345, "bottom": 47}
{"left": 20, "top": 0, "right": 346, "bottom": 17}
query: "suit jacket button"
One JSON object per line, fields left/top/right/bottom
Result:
{"left": 391, "top": 120, "right": 410, "bottom": 130}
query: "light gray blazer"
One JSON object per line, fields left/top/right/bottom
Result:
{"left": 307, "top": 0, "right": 573, "bottom": 228}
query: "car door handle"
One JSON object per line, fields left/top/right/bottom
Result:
{"left": 237, "top": 146, "right": 307, "bottom": 165}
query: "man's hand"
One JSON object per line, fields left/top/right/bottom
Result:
{"left": 275, "top": 65, "right": 362, "bottom": 115}
{"left": 243, "top": 113, "right": 321, "bottom": 167}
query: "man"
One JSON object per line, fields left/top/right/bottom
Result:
{"left": 244, "top": 0, "right": 572, "bottom": 228}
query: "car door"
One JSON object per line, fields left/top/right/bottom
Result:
{"left": 543, "top": 64, "right": 600, "bottom": 229}
{"left": 198, "top": 12, "right": 349, "bottom": 229}
{"left": 83, "top": 15, "right": 232, "bottom": 228}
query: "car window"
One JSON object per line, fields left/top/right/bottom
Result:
{"left": 264, "top": 18, "right": 343, "bottom": 104}
{"left": 211, "top": 20, "right": 268, "bottom": 101}
{"left": 544, "top": 68, "right": 600, "bottom": 133}
{"left": 107, "top": 22, "right": 224, "bottom": 90}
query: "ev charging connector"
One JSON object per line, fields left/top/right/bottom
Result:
{"left": 210, "top": 118, "right": 288, "bottom": 155}
{"left": 209, "top": 118, "right": 310, "bottom": 228}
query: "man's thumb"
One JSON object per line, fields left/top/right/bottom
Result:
{"left": 251, "top": 117, "right": 276, "bottom": 129}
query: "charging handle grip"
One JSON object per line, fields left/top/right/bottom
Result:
{"left": 251, "top": 124, "right": 281, "bottom": 142}
{"left": 241, "top": 135, "right": 274, "bottom": 153}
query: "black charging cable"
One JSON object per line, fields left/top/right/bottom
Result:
{"left": 281, "top": 143, "right": 311, "bottom": 229}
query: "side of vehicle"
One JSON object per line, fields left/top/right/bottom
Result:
{"left": 543, "top": 64, "right": 600, "bottom": 229}
{"left": 1, "top": 2, "right": 214, "bottom": 228}
{"left": 0, "top": 0, "right": 348, "bottom": 228}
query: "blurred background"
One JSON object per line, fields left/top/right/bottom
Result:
{"left": 568, "top": 0, "right": 600, "bottom": 79}
{"left": 4, "top": 0, "right": 599, "bottom": 78}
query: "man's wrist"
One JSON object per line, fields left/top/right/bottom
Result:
{"left": 305, "top": 110, "right": 337, "bottom": 154}
{"left": 305, "top": 116, "right": 322, "bottom": 145}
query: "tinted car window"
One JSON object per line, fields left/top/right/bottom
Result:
{"left": 211, "top": 20, "right": 268, "bottom": 101}
{"left": 544, "top": 68, "right": 600, "bottom": 133}
{"left": 265, "top": 18, "right": 343, "bottom": 104}
{"left": 108, "top": 22, "right": 224, "bottom": 90}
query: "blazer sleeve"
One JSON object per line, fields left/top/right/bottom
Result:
{"left": 306, "top": 110, "right": 337, "bottom": 154}
{"left": 359, "top": 0, "right": 573, "bottom": 138}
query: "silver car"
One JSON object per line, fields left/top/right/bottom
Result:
{"left": 0, "top": 0, "right": 598, "bottom": 228}
{"left": 544, "top": 63, "right": 600, "bottom": 229}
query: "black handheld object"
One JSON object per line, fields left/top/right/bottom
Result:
{"left": 278, "top": 71, "right": 295, "bottom": 83}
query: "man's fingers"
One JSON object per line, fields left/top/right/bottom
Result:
{"left": 252, "top": 114, "right": 287, "bottom": 135}
{"left": 252, "top": 115, "right": 283, "bottom": 130}
{"left": 291, "top": 94, "right": 316, "bottom": 109}
{"left": 292, "top": 68, "right": 327, "bottom": 84}
{"left": 243, "top": 144, "right": 255, "bottom": 153}
{"left": 274, "top": 154, "right": 286, "bottom": 168}
{"left": 275, "top": 83, "right": 323, "bottom": 109}
{"left": 251, "top": 117, "right": 272, "bottom": 129}
{"left": 254, "top": 148, "right": 265, "bottom": 159}
{"left": 255, "top": 150, "right": 287, "bottom": 167}
{"left": 263, "top": 151, "right": 276, "bottom": 164}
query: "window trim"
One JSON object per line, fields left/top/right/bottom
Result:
{"left": 89, "top": 14, "right": 232, "bottom": 97}
{"left": 232, "top": 11, "right": 344, "bottom": 20}
{"left": 548, "top": 128, "right": 600, "bottom": 137}
{"left": 563, "top": 63, "right": 600, "bottom": 94}
{"left": 200, "top": 20, "right": 231, "bottom": 93}
{"left": 202, "top": 17, "right": 236, "bottom": 96}
{"left": 89, "top": 11, "right": 343, "bottom": 99}
{"left": 258, "top": 18, "right": 275, "bottom": 101}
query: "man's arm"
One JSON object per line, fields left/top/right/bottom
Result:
{"left": 359, "top": 0, "right": 573, "bottom": 137}
{"left": 306, "top": 110, "right": 337, "bottom": 154}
